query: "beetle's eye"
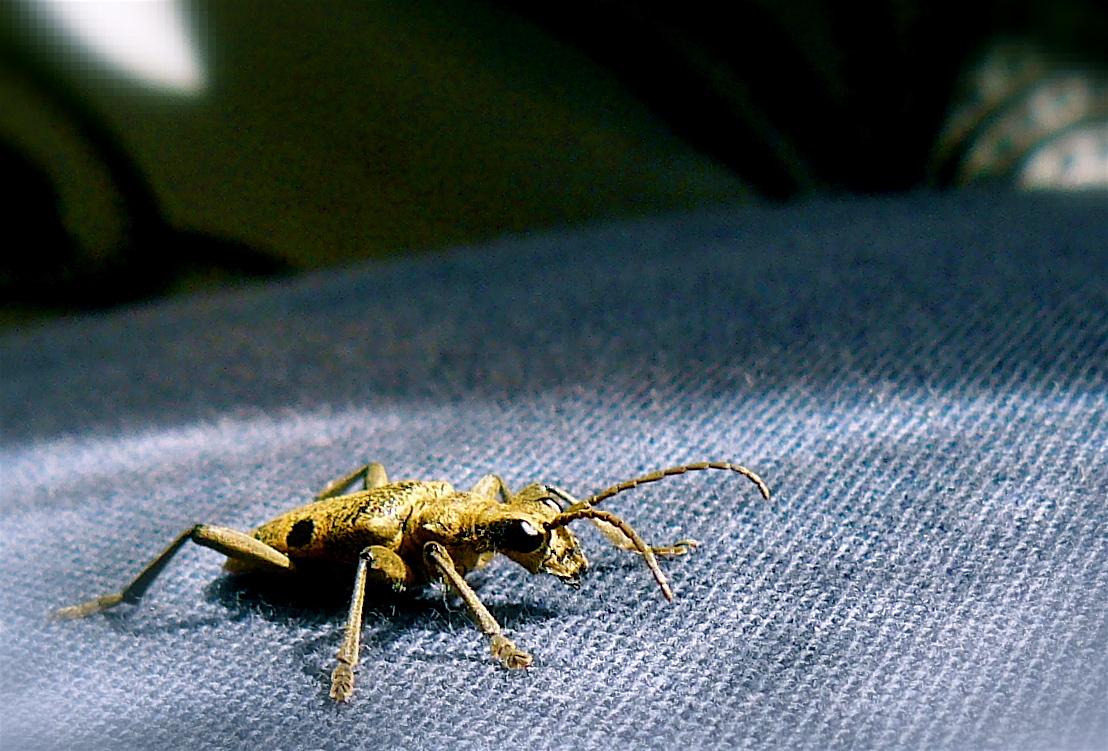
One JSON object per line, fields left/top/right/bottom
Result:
{"left": 491, "top": 518, "right": 546, "bottom": 554}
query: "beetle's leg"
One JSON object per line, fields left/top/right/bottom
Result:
{"left": 588, "top": 514, "right": 699, "bottom": 557}
{"left": 315, "top": 462, "right": 390, "bottom": 501}
{"left": 539, "top": 485, "right": 688, "bottom": 551}
{"left": 52, "top": 525, "right": 292, "bottom": 619}
{"left": 331, "top": 549, "right": 371, "bottom": 702}
{"left": 470, "top": 474, "right": 512, "bottom": 503}
{"left": 331, "top": 545, "right": 415, "bottom": 701}
{"left": 366, "top": 545, "right": 416, "bottom": 592}
{"left": 424, "top": 541, "right": 532, "bottom": 669}
{"left": 548, "top": 508, "right": 675, "bottom": 600}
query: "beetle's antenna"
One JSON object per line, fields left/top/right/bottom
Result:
{"left": 545, "top": 508, "right": 673, "bottom": 600}
{"left": 578, "top": 462, "right": 770, "bottom": 509}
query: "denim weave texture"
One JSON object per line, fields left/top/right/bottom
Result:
{"left": 1, "top": 190, "right": 1105, "bottom": 750}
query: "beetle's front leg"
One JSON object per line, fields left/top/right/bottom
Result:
{"left": 330, "top": 545, "right": 413, "bottom": 702}
{"left": 588, "top": 514, "right": 699, "bottom": 557}
{"left": 423, "top": 541, "right": 532, "bottom": 669}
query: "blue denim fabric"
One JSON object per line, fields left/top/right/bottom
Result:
{"left": 2, "top": 190, "right": 1105, "bottom": 750}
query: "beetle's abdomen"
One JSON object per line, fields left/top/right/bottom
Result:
{"left": 249, "top": 481, "right": 451, "bottom": 565}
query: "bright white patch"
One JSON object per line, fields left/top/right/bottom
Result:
{"left": 36, "top": 0, "right": 206, "bottom": 94}
{"left": 1021, "top": 123, "right": 1108, "bottom": 190}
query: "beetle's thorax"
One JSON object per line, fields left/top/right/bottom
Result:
{"left": 405, "top": 490, "right": 588, "bottom": 584}
{"left": 402, "top": 492, "right": 493, "bottom": 573}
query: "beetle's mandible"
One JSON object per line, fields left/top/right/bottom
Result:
{"left": 52, "top": 460, "right": 770, "bottom": 702}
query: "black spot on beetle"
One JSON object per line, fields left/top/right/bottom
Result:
{"left": 287, "top": 518, "right": 314, "bottom": 548}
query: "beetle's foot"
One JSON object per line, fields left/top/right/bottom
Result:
{"left": 330, "top": 662, "right": 355, "bottom": 702}
{"left": 490, "top": 635, "right": 532, "bottom": 669}
{"left": 651, "top": 538, "right": 699, "bottom": 557}
{"left": 50, "top": 593, "right": 125, "bottom": 620}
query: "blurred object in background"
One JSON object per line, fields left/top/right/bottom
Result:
{"left": 0, "top": 0, "right": 745, "bottom": 324}
{"left": 0, "top": 0, "right": 290, "bottom": 320}
{"left": 499, "top": 0, "right": 1108, "bottom": 197}
{"left": 2, "top": 0, "right": 1106, "bottom": 327}
{"left": 931, "top": 37, "right": 1108, "bottom": 190}
{"left": 2, "top": 0, "right": 744, "bottom": 321}
{"left": 33, "top": 0, "right": 206, "bottom": 94}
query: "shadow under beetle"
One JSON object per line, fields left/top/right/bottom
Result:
{"left": 53, "top": 460, "right": 770, "bottom": 701}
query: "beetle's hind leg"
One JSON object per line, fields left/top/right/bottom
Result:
{"left": 315, "top": 462, "right": 390, "bottom": 501}
{"left": 424, "top": 541, "right": 532, "bottom": 669}
{"left": 51, "top": 525, "right": 291, "bottom": 619}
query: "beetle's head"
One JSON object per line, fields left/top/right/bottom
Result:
{"left": 478, "top": 462, "right": 771, "bottom": 603}
{"left": 482, "top": 484, "right": 587, "bottom": 586}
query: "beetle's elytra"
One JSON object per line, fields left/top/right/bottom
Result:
{"left": 53, "top": 461, "right": 770, "bottom": 702}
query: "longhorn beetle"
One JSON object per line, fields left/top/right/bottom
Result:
{"left": 52, "top": 460, "right": 769, "bottom": 701}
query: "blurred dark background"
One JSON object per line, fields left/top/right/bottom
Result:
{"left": 1, "top": 0, "right": 1105, "bottom": 324}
